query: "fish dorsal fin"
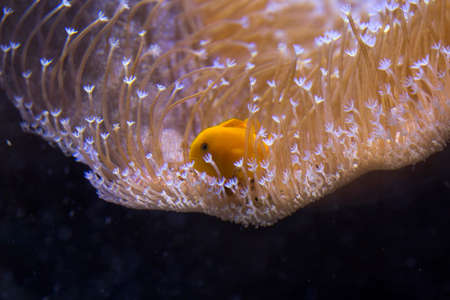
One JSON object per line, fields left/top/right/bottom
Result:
{"left": 218, "top": 118, "right": 246, "bottom": 129}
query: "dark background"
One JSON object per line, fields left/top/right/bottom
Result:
{"left": 1, "top": 88, "right": 450, "bottom": 300}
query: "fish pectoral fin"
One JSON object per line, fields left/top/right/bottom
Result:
{"left": 230, "top": 148, "right": 250, "bottom": 181}
{"left": 219, "top": 118, "right": 246, "bottom": 129}
{"left": 231, "top": 148, "right": 245, "bottom": 158}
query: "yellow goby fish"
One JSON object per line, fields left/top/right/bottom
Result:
{"left": 189, "top": 118, "right": 267, "bottom": 182}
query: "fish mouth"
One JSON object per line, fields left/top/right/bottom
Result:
{"left": 189, "top": 155, "right": 215, "bottom": 162}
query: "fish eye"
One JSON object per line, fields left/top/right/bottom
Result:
{"left": 201, "top": 142, "right": 208, "bottom": 151}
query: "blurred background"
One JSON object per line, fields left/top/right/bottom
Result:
{"left": 1, "top": 89, "right": 450, "bottom": 299}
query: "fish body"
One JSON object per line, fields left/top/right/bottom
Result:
{"left": 189, "top": 118, "right": 267, "bottom": 181}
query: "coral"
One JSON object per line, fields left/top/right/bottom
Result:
{"left": 0, "top": 0, "right": 449, "bottom": 226}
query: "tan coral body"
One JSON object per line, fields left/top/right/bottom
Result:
{"left": 0, "top": 0, "right": 449, "bottom": 226}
